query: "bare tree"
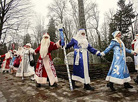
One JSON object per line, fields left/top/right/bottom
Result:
{"left": 48, "top": 0, "right": 67, "bottom": 24}
{"left": 101, "top": 9, "right": 116, "bottom": 45}
{"left": 0, "top": 0, "right": 32, "bottom": 44}
{"left": 64, "top": 18, "right": 74, "bottom": 41}
{"left": 69, "top": 0, "right": 79, "bottom": 30}
{"left": 70, "top": 0, "right": 102, "bottom": 48}
{"left": 31, "top": 15, "right": 46, "bottom": 45}
{"left": 48, "top": 0, "right": 70, "bottom": 42}
{"left": 86, "top": 3, "right": 101, "bottom": 49}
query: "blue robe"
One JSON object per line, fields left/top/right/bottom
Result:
{"left": 102, "top": 38, "right": 133, "bottom": 84}
{"left": 10, "top": 56, "right": 16, "bottom": 66}
{"left": 66, "top": 38, "right": 99, "bottom": 84}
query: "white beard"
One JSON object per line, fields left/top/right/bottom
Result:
{"left": 76, "top": 35, "right": 88, "bottom": 48}
{"left": 78, "top": 38, "right": 88, "bottom": 48}
{"left": 5, "top": 52, "right": 11, "bottom": 59}
{"left": 135, "top": 36, "right": 138, "bottom": 40}
{"left": 18, "top": 47, "right": 23, "bottom": 56}
{"left": 25, "top": 47, "right": 30, "bottom": 50}
{"left": 40, "top": 38, "right": 50, "bottom": 58}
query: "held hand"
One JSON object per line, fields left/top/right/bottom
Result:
{"left": 134, "top": 52, "right": 137, "bottom": 56}
{"left": 100, "top": 52, "right": 105, "bottom": 57}
{"left": 34, "top": 52, "right": 37, "bottom": 55}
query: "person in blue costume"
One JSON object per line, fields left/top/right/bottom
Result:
{"left": 65, "top": 29, "right": 100, "bottom": 90}
{"left": 100, "top": 31, "right": 137, "bottom": 91}
{"left": 10, "top": 50, "right": 17, "bottom": 74}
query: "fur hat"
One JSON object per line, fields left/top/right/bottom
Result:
{"left": 73, "top": 29, "right": 86, "bottom": 40}
{"left": 26, "top": 43, "right": 31, "bottom": 47}
{"left": 13, "top": 50, "right": 17, "bottom": 52}
{"left": 78, "top": 29, "right": 86, "bottom": 34}
{"left": 112, "top": 31, "right": 121, "bottom": 38}
{"left": 42, "top": 33, "right": 50, "bottom": 38}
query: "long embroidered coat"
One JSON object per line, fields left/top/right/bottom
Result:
{"left": 16, "top": 48, "right": 35, "bottom": 77}
{"left": 66, "top": 38, "right": 100, "bottom": 84}
{"left": 102, "top": 38, "right": 133, "bottom": 84}
{"left": 132, "top": 39, "right": 138, "bottom": 70}
{"left": 0, "top": 54, "right": 11, "bottom": 72}
{"left": 35, "top": 41, "right": 60, "bottom": 85}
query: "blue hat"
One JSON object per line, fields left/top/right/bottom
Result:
{"left": 112, "top": 31, "right": 121, "bottom": 38}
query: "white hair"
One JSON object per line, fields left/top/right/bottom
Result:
{"left": 73, "top": 29, "right": 88, "bottom": 48}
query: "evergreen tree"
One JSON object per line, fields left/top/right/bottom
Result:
{"left": 47, "top": 18, "right": 56, "bottom": 42}
{"left": 0, "top": 43, "right": 7, "bottom": 55}
{"left": 23, "top": 34, "right": 31, "bottom": 46}
{"left": 109, "top": 0, "right": 135, "bottom": 41}
{"left": 105, "top": 0, "right": 135, "bottom": 62}
{"left": 33, "top": 42, "right": 38, "bottom": 49}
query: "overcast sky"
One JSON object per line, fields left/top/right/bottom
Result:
{"left": 30, "top": 0, "right": 138, "bottom": 26}
{"left": 30, "top": 0, "right": 119, "bottom": 24}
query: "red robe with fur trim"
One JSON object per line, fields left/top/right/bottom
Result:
{"left": 1, "top": 54, "right": 11, "bottom": 70}
{"left": 35, "top": 41, "right": 60, "bottom": 85}
{"left": 132, "top": 39, "right": 136, "bottom": 50}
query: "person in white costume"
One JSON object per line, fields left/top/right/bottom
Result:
{"left": 16, "top": 43, "right": 35, "bottom": 80}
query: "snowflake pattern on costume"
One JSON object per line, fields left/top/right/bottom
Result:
{"left": 113, "top": 65, "right": 120, "bottom": 75}
{"left": 49, "top": 59, "right": 57, "bottom": 77}
{"left": 36, "top": 59, "right": 43, "bottom": 77}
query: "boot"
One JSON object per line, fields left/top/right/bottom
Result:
{"left": 2, "top": 70, "right": 5, "bottom": 74}
{"left": 134, "top": 75, "right": 138, "bottom": 84}
{"left": 107, "top": 82, "right": 116, "bottom": 91}
{"left": 72, "top": 80, "right": 79, "bottom": 89}
{"left": 84, "top": 84, "right": 94, "bottom": 91}
{"left": 36, "top": 83, "right": 41, "bottom": 88}
{"left": 30, "top": 76, "right": 35, "bottom": 81}
{"left": 124, "top": 82, "right": 133, "bottom": 89}
{"left": 50, "top": 83, "right": 58, "bottom": 87}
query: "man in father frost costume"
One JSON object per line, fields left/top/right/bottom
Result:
{"left": 35, "top": 33, "right": 61, "bottom": 87}
{"left": 66, "top": 29, "right": 100, "bottom": 90}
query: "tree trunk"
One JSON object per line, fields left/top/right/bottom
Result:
{"left": 78, "top": 0, "right": 87, "bottom": 36}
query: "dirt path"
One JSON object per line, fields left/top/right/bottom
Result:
{"left": 0, "top": 72, "right": 138, "bottom": 102}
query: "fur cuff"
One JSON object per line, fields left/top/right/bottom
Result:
{"left": 56, "top": 40, "right": 61, "bottom": 48}
{"left": 134, "top": 48, "right": 138, "bottom": 53}
{"left": 131, "top": 50, "right": 134, "bottom": 54}
{"left": 101, "top": 52, "right": 105, "bottom": 56}
{"left": 96, "top": 51, "right": 100, "bottom": 55}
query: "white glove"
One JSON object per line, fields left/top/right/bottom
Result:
{"left": 100, "top": 52, "right": 105, "bottom": 57}
{"left": 57, "top": 23, "right": 63, "bottom": 30}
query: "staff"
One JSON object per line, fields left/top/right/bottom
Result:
{"left": 59, "top": 26, "right": 73, "bottom": 91}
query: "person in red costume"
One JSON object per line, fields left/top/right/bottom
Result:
{"left": 0, "top": 50, "right": 12, "bottom": 73}
{"left": 131, "top": 34, "right": 138, "bottom": 84}
{"left": 34, "top": 33, "right": 61, "bottom": 87}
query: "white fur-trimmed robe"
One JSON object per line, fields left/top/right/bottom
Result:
{"left": 16, "top": 48, "right": 35, "bottom": 77}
